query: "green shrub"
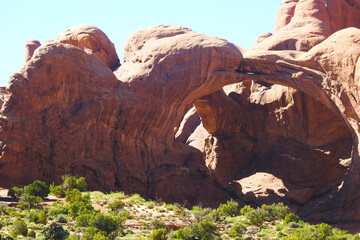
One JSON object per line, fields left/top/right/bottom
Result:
{"left": 284, "top": 213, "right": 300, "bottom": 225}
{"left": 26, "top": 209, "right": 47, "bottom": 224}
{"left": 82, "top": 227, "right": 108, "bottom": 240}
{"left": 0, "top": 202, "right": 7, "bottom": 214}
{"left": 107, "top": 200, "right": 125, "bottom": 212}
{"left": 62, "top": 175, "right": 87, "bottom": 192}
{"left": 240, "top": 203, "right": 289, "bottom": 226}
{"left": 49, "top": 183, "right": 65, "bottom": 197}
{"left": 240, "top": 205, "right": 254, "bottom": 215}
{"left": 216, "top": 199, "right": 239, "bottom": 218}
{"left": 150, "top": 228, "right": 167, "bottom": 240}
{"left": 42, "top": 222, "right": 69, "bottom": 240}
{"left": 7, "top": 187, "right": 23, "bottom": 198}
{"left": 10, "top": 219, "right": 28, "bottom": 237}
{"left": 65, "top": 189, "right": 90, "bottom": 203}
{"left": 260, "top": 203, "right": 289, "bottom": 221}
{"left": 151, "top": 219, "right": 165, "bottom": 230}
{"left": 68, "top": 201, "right": 94, "bottom": 218}
{"left": 28, "top": 229, "right": 36, "bottom": 238}
{"left": 76, "top": 213, "right": 121, "bottom": 236}
{"left": 55, "top": 214, "right": 69, "bottom": 223}
{"left": 24, "top": 180, "right": 50, "bottom": 198}
{"left": 48, "top": 201, "right": 69, "bottom": 216}
{"left": 124, "top": 193, "right": 145, "bottom": 204}
{"left": 17, "top": 194, "right": 43, "bottom": 210}
{"left": 191, "top": 206, "right": 217, "bottom": 223}
{"left": 229, "top": 223, "right": 246, "bottom": 238}
{"left": 176, "top": 221, "right": 218, "bottom": 240}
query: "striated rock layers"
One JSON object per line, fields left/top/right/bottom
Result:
{"left": 1, "top": 0, "right": 360, "bottom": 223}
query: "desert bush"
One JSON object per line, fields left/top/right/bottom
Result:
{"left": 10, "top": 219, "right": 28, "bottom": 237}
{"left": 68, "top": 201, "right": 94, "bottom": 218}
{"left": 150, "top": 228, "right": 167, "bottom": 240}
{"left": 216, "top": 199, "right": 239, "bottom": 218}
{"left": 42, "top": 222, "right": 69, "bottom": 240}
{"left": 82, "top": 227, "right": 108, "bottom": 240}
{"left": 28, "top": 229, "right": 36, "bottom": 238}
{"left": 284, "top": 213, "right": 300, "bottom": 225}
{"left": 24, "top": 180, "right": 50, "bottom": 198}
{"left": 150, "top": 219, "right": 165, "bottom": 230}
{"left": 176, "top": 221, "right": 218, "bottom": 240}
{"left": 65, "top": 189, "right": 91, "bottom": 203}
{"left": 7, "top": 187, "right": 23, "bottom": 199}
{"left": 17, "top": 194, "right": 43, "bottom": 210}
{"left": 0, "top": 202, "right": 7, "bottom": 214}
{"left": 107, "top": 200, "right": 125, "bottom": 212}
{"left": 55, "top": 214, "right": 69, "bottom": 223}
{"left": 260, "top": 203, "right": 289, "bottom": 221}
{"left": 228, "top": 223, "right": 247, "bottom": 238}
{"left": 191, "top": 206, "right": 217, "bottom": 223}
{"left": 75, "top": 212, "right": 121, "bottom": 236}
{"left": 48, "top": 201, "right": 69, "bottom": 216}
{"left": 240, "top": 203, "right": 289, "bottom": 226}
{"left": 124, "top": 193, "right": 145, "bottom": 204}
{"left": 26, "top": 209, "right": 47, "bottom": 224}
{"left": 62, "top": 175, "right": 87, "bottom": 192}
{"left": 49, "top": 183, "right": 65, "bottom": 197}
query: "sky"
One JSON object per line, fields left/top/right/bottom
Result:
{"left": 0, "top": 0, "right": 281, "bottom": 87}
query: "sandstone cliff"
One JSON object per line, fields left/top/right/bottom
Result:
{"left": 1, "top": 0, "right": 360, "bottom": 224}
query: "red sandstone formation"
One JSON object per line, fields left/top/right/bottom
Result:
{"left": 1, "top": 0, "right": 360, "bottom": 224}
{"left": 24, "top": 40, "right": 41, "bottom": 62}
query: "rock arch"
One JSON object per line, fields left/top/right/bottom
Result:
{"left": 0, "top": 1, "right": 360, "bottom": 223}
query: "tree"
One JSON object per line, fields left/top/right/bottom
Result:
{"left": 42, "top": 223, "right": 69, "bottom": 240}
{"left": 24, "top": 180, "right": 50, "bottom": 198}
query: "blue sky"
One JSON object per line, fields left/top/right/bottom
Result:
{"left": 0, "top": 0, "right": 281, "bottom": 87}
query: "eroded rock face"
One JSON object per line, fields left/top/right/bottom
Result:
{"left": 1, "top": 0, "right": 360, "bottom": 224}
{"left": 55, "top": 24, "right": 121, "bottom": 71}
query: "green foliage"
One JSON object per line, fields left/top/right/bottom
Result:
{"left": 68, "top": 201, "right": 94, "bottom": 218}
{"left": 42, "top": 222, "right": 69, "bottom": 240}
{"left": 229, "top": 223, "right": 247, "bottom": 238}
{"left": 55, "top": 214, "right": 69, "bottom": 223}
{"left": 150, "top": 228, "right": 167, "bottom": 240}
{"left": 65, "top": 189, "right": 91, "bottom": 203}
{"left": 216, "top": 199, "right": 239, "bottom": 218}
{"left": 240, "top": 203, "right": 289, "bottom": 226}
{"left": 82, "top": 227, "right": 108, "bottom": 240}
{"left": 191, "top": 206, "right": 218, "bottom": 223}
{"left": 24, "top": 180, "right": 50, "bottom": 198}
{"left": 151, "top": 219, "right": 165, "bottom": 230}
{"left": 62, "top": 175, "right": 87, "bottom": 192}
{"left": 124, "top": 193, "right": 146, "bottom": 204}
{"left": 75, "top": 212, "right": 121, "bottom": 236}
{"left": 0, "top": 202, "right": 7, "bottom": 214}
{"left": 10, "top": 219, "right": 28, "bottom": 237}
{"left": 28, "top": 229, "right": 36, "bottom": 238}
{"left": 48, "top": 201, "right": 69, "bottom": 216}
{"left": 17, "top": 194, "right": 43, "bottom": 210}
{"left": 106, "top": 200, "right": 125, "bottom": 212}
{"left": 26, "top": 209, "right": 47, "bottom": 224}
{"left": 176, "top": 221, "right": 218, "bottom": 240}
{"left": 49, "top": 183, "right": 65, "bottom": 197}
{"left": 284, "top": 213, "right": 300, "bottom": 225}
{"left": 7, "top": 186, "right": 24, "bottom": 198}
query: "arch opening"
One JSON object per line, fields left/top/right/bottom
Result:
{"left": 175, "top": 80, "right": 354, "bottom": 207}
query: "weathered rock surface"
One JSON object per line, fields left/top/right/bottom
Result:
{"left": 55, "top": 24, "right": 120, "bottom": 70}
{"left": 25, "top": 40, "right": 41, "bottom": 62}
{"left": 1, "top": 0, "right": 360, "bottom": 224}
